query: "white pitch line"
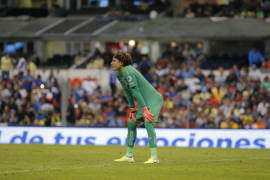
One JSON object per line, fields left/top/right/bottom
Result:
{"left": 1, "top": 158, "right": 269, "bottom": 175}
{"left": 166, "top": 157, "right": 270, "bottom": 164}
{"left": 0, "top": 162, "right": 135, "bottom": 175}
{"left": 0, "top": 165, "right": 108, "bottom": 175}
{"left": 201, "top": 157, "right": 270, "bottom": 162}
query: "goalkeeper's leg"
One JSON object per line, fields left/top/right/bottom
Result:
{"left": 144, "top": 121, "right": 159, "bottom": 163}
{"left": 114, "top": 119, "right": 137, "bottom": 162}
{"left": 126, "top": 119, "right": 137, "bottom": 157}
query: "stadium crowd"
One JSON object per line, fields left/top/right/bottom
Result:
{"left": 68, "top": 42, "right": 270, "bottom": 129}
{"left": 181, "top": 0, "right": 270, "bottom": 20}
{"left": 0, "top": 42, "right": 270, "bottom": 129}
{"left": 0, "top": 53, "right": 61, "bottom": 126}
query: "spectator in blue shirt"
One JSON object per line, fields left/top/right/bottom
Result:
{"left": 248, "top": 48, "right": 265, "bottom": 67}
{"left": 74, "top": 82, "right": 87, "bottom": 103}
{"left": 109, "top": 68, "right": 117, "bottom": 96}
{"left": 22, "top": 70, "right": 34, "bottom": 92}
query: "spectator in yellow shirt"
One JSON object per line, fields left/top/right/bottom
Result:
{"left": 1, "top": 53, "right": 13, "bottom": 80}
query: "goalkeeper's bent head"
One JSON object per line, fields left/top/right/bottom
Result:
{"left": 113, "top": 51, "right": 133, "bottom": 66}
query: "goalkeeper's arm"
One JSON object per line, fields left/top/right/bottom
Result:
{"left": 129, "top": 87, "right": 146, "bottom": 108}
{"left": 123, "top": 88, "right": 135, "bottom": 107}
{"left": 130, "top": 87, "right": 154, "bottom": 122}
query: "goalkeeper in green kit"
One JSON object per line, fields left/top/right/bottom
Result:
{"left": 112, "top": 51, "right": 163, "bottom": 164}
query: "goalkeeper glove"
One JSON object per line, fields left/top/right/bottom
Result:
{"left": 127, "top": 107, "right": 137, "bottom": 120}
{"left": 142, "top": 107, "right": 154, "bottom": 122}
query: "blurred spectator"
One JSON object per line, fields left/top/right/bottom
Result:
{"left": 248, "top": 66, "right": 262, "bottom": 81}
{"left": 138, "top": 56, "right": 153, "bottom": 82}
{"left": 103, "top": 47, "right": 114, "bottom": 67}
{"left": 39, "top": 68, "right": 49, "bottom": 83}
{"left": 1, "top": 53, "right": 13, "bottom": 81}
{"left": 27, "top": 60, "right": 37, "bottom": 77}
{"left": 15, "top": 55, "right": 26, "bottom": 78}
{"left": 22, "top": 70, "right": 34, "bottom": 93}
{"left": 109, "top": 68, "right": 117, "bottom": 96}
{"left": 184, "top": 8, "right": 195, "bottom": 18}
{"left": 215, "top": 67, "right": 227, "bottom": 85}
{"left": 74, "top": 82, "right": 88, "bottom": 103}
{"left": 248, "top": 48, "right": 265, "bottom": 67}
{"left": 260, "top": 76, "right": 270, "bottom": 91}
{"left": 66, "top": 97, "right": 76, "bottom": 126}
{"left": 40, "top": 98, "right": 54, "bottom": 126}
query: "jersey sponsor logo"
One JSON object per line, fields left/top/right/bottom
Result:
{"left": 127, "top": 76, "right": 133, "bottom": 82}
{"left": 126, "top": 75, "right": 136, "bottom": 87}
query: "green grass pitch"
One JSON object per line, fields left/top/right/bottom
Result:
{"left": 0, "top": 144, "right": 270, "bottom": 180}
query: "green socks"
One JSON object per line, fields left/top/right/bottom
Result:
{"left": 126, "top": 147, "right": 158, "bottom": 159}
{"left": 150, "top": 148, "right": 158, "bottom": 159}
{"left": 126, "top": 147, "right": 134, "bottom": 157}
{"left": 126, "top": 119, "right": 136, "bottom": 157}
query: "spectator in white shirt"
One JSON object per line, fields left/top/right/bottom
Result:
{"left": 16, "top": 55, "right": 26, "bottom": 78}
{"left": 248, "top": 65, "right": 262, "bottom": 81}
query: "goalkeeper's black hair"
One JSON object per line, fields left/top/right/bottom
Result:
{"left": 113, "top": 51, "right": 133, "bottom": 66}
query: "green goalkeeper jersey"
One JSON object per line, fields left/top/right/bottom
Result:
{"left": 116, "top": 65, "right": 163, "bottom": 122}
